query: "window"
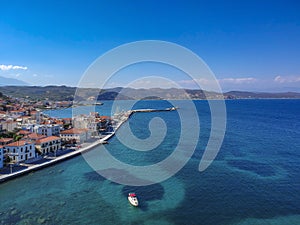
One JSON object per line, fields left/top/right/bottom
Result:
{"left": 21, "top": 155, "right": 23, "bottom": 160}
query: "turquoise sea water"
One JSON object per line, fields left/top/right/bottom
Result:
{"left": 0, "top": 100, "right": 300, "bottom": 225}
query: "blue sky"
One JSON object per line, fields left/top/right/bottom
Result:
{"left": 0, "top": 0, "right": 300, "bottom": 91}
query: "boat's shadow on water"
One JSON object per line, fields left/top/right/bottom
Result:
{"left": 122, "top": 184, "right": 165, "bottom": 211}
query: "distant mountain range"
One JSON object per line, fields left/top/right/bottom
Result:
{"left": 0, "top": 76, "right": 29, "bottom": 86}
{"left": 0, "top": 85, "right": 299, "bottom": 101}
{"left": 0, "top": 85, "right": 75, "bottom": 101}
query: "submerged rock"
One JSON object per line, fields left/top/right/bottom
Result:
{"left": 59, "top": 201, "right": 66, "bottom": 206}
{"left": 37, "top": 217, "right": 46, "bottom": 224}
{"left": 10, "top": 209, "right": 18, "bottom": 216}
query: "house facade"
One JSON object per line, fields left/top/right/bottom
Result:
{"left": 1, "top": 120, "right": 18, "bottom": 132}
{"left": 21, "top": 124, "right": 61, "bottom": 137}
{"left": 60, "top": 128, "right": 90, "bottom": 143}
{"left": 34, "top": 124, "right": 61, "bottom": 136}
{"left": 5, "top": 141, "right": 36, "bottom": 163}
{"left": 35, "top": 136, "right": 61, "bottom": 155}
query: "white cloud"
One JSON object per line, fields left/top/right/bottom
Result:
{"left": 178, "top": 78, "right": 215, "bottom": 86}
{"left": 178, "top": 77, "right": 257, "bottom": 86}
{"left": 127, "top": 77, "right": 180, "bottom": 89}
{"left": 274, "top": 75, "right": 300, "bottom": 83}
{"left": 219, "top": 77, "right": 257, "bottom": 84}
{"left": 0, "top": 64, "right": 28, "bottom": 71}
{"left": 44, "top": 74, "right": 54, "bottom": 78}
{"left": 177, "top": 77, "right": 258, "bottom": 90}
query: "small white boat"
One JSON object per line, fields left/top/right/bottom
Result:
{"left": 128, "top": 193, "right": 139, "bottom": 207}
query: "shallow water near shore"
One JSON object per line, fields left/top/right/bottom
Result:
{"left": 0, "top": 99, "right": 300, "bottom": 225}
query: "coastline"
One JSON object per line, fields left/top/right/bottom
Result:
{"left": 0, "top": 107, "right": 175, "bottom": 183}
{"left": 0, "top": 115, "right": 127, "bottom": 184}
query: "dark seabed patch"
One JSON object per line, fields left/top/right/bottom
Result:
{"left": 226, "top": 159, "right": 276, "bottom": 177}
{"left": 84, "top": 171, "right": 107, "bottom": 182}
{"left": 94, "top": 168, "right": 156, "bottom": 186}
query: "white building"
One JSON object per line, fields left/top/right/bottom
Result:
{"left": 33, "top": 124, "right": 60, "bottom": 136}
{"left": 35, "top": 136, "right": 61, "bottom": 155}
{"left": 22, "top": 124, "right": 61, "bottom": 137}
{"left": 60, "top": 128, "right": 91, "bottom": 143}
{"left": 1, "top": 120, "right": 18, "bottom": 132}
{"left": 73, "top": 114, "right": 99, "bottom": 132}
{"left": 5, "top": 141, "right": 36, "bottom": 163}
{"left": 0, "top": 145, "right": 3, "bottom": 169}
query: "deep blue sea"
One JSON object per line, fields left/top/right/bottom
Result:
{"left": 0, "top": 100, "right": 300, "bottom": 225}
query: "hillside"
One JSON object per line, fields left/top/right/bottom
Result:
{"left": 0, "top": 86, "right": 76, "bottom": 101}
{"left": 0, "top": 85, "right": 299, "bottom": 101}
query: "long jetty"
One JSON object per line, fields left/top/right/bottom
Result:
{"left": 128, "top": 107, "right": 178, "bottom": 118}
{"left": 0, "top": 107, "right": 177, "bottom": 183}
{"left": 132, "top": 107, "right": 177, "bottom": 113}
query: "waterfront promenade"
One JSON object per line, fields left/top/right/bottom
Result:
{"left": 0, "top": 107, "right": 176, "bottom": 183}
{"left": 0, "top": 116, "right": 125, "bottom": 183}
{"left": 0, "top": 135, "right": 112, "bottom": 183}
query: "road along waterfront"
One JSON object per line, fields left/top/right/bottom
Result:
{"left": 0, "top": 108, "right": 176, "bottom": 183}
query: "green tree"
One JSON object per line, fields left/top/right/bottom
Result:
{"left": 13, "top": 134, "right": 22, "bottom": 141}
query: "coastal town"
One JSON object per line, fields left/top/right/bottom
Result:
{"left": 0, "top": 91, "right": 176, "bottom": 182}
{"left": 0, "top": 92, "right": 114, "bottom": 177}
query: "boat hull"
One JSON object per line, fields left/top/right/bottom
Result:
{"left": 128, "top": 196, "right": 139, "bottom": 207}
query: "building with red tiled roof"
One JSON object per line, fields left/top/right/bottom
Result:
{"left": 60, "top": 128, "right": 90, "bottom": 143}
{"left": 0, "top": 138, "right": 13, "bottom": 145}
{"left": 18, "top": 130, "right": 32, "bottom": 136}
{"left": 6, "top": 140, "right": 32, "bottom": 147}
{"left": 60, "top": 128, "right": 88, "bottom": 134}
{"left": 28, "top": 133, "right": 45, "bottom": 139}
{"left": 0, "top": 111, "right": 7, "bottom": 116}
{"left": 9, "top": 109, "right": 25, "bottom": 116}
{"left": 22, "top": 133, "right": 46, "bottom": 142}
{"left": 5, "top": 141, "right": 35, "bottom": 163}
{"left": 35, "top": 136, "right": 61, "bottom": 155}
{"left": 63, "top": 118, "right": 72, "bottom": 122}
